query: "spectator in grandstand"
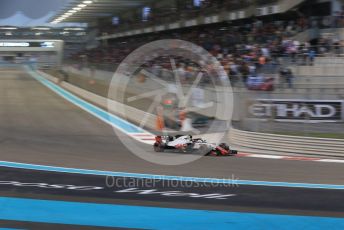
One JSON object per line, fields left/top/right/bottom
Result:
{"left": 227, "top": 59, "right": 240, "bottom": 86}
{"left": 308, "top": 49, "right": 316, "bottom": 66}
{"left": 333, "top": 38, "right": 342, "bottom": 56}
{"left": 261, "top": 46, "right": 270, "bottom": 59}
{"left": 299, "top": 42, "right": 310, "bottom": 65}
{"left": 288, "top": 40, "right": 299, "bottom": 63}
{"left": 240, "top": 62, "right": 250, "bottom": 86}
{"left": 258, "top": 55, "right": 267, "bottom": 70}
{"left": 279, "top": 67, "right": 294, "bottom": 88}
{"left": 248, "top": 62, "right": 256, "bottom": 75}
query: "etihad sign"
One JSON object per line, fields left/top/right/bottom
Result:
{"left": 247, "top": 99, "right": 343, "bottom": 122}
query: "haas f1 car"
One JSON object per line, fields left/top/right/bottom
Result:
{"left": 153, "top": 135, "right": 238, "bottom": 156}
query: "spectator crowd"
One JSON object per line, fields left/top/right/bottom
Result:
{"left": 71, "top": 14, "right": 344, "bottom": 90}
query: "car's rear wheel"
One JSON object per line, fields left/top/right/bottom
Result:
{"left": 230, "top": 150, "right": 238, "bottom": 155}
{"left": 153, "top": 143, "right": 165, "bottom": 152}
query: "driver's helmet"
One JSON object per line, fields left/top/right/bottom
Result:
{"left": 184, "top": 135, "right": 191, "bottom": 141}
{"left": 219, "top": 143, "right": 229, "bottom": 150}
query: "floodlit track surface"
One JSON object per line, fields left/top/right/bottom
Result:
{"left": 0, "top": 67, "right": 343, "bottom": 229}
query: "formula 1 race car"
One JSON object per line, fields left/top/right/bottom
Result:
{"left": 153, "top": 135, "right": 238, "bottom": 156}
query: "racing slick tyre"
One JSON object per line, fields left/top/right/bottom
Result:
{"left": 185, "top": 143, "right": 194, "bottom": 152}
{"left": 153, "top": 143, "right": 165, "bottom": 152}
{"left": 230, "top": 150, "right": 238, "bottom": 155}
{"left": 198, "top": 145, "right": 210, "bottom": 155}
